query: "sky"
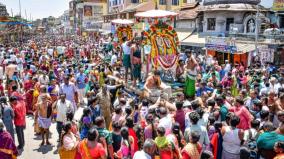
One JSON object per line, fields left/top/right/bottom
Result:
{"left": 260, "top": 0, "right": 273, "bottom": 8}
{"left": 0, "top": 0, "right": 275, "bottom": 20}
{"left": 0, "top": 0, "right": 71, "bottom": 20}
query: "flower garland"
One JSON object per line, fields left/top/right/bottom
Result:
{"left": 143, "top": 21, "right": 179, "bottom": 70}
{"left": 117, "top": 26, "right": 133, "bottom": 44}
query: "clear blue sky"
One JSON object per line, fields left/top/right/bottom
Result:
{"left": 0, "top": 0, "right": 71, "bottom": 20}
{"left": 0, "top": 0, "right": 274, "bottom": 20}
{"left": 261, "top": 0, "right": 273, "bottom": 8}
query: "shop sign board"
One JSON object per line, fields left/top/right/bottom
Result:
{"left": 205, "top": 37, "right": 236, "bottom": 53}
{"left": 273, "top": 0, "right": 284, "bottom": 11}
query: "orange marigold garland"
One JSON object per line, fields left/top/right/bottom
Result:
{"left": 117, "top": 25, "right": 133, "bottom": 43}
{"left": 143, "top": 21, "right": 179, "bottom": 70}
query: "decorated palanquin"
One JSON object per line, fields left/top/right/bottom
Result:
{"left": 135, "top": 10, "right": 180, "bottom": 70}
{"left": 116, "top": 25, "right": 133, "bottom": 44}
{"left": 111, "top": 19, "right": 134, "bottom": 44}
{"left": 143, "top": 22, "right": 179, "bottom": 70}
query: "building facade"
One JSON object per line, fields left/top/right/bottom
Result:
{"left": 69, "top": 0, "right": 108, "bottom": 33}
{"left": 0, "top": 3, "right": 8, "bottom": 17}
{"left": 194, "top": 0, "right": 284, "bottom": 66}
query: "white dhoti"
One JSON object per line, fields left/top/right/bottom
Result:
{"left": 38, "top": 116, "right": 52, "bottom": 129}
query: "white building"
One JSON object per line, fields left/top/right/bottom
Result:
{"left": 60, "top": 10, "right": 72, "bottom": 34}
{"left": 198, "top": 0, "right": 269, "bottom": 35}
{"left": 75, "top": 1, "right": 108, "bottom": 32}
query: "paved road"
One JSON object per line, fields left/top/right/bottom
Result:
{"left": 17, "top": 116, "right": 60, "bottom": 159}
{"left": 16, "top": 107, "right": 84, "bottom": 159}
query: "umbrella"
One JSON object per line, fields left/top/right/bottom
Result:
{"left": 111, "top": 19, "right": 134, "bottom": 25}
{"left": 135, "top": 10, "right": 178, "bottom": 18}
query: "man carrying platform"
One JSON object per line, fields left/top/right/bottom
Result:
{"left": 144, "top": 70, "right": 172, "bottom": 102}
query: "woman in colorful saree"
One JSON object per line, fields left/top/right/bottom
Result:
{"left": 181, "top": 131, "right": 202, "bottom": 159}
{"left": 0, "top": 119, "right": 18, "bottom": 159}
{"left": 77, "top": 127, "right": 107, "bottom": 159}
{"left": 155, "top": 127, "right": 172, "bottom": 159}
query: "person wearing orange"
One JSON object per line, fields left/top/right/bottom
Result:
{"left": 77, "top": 127, "right": 107, "bottom": 159}
{"left": 181, "top": 131, "right": 202, "bottom": 159}
{"left": 274, "top": 141, "right": 284, "bottom": 159}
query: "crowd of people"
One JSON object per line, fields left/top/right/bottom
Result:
{"left": 0, "top": 33, "right": 283, "bottom": 159}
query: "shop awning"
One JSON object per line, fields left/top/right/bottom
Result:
{"left": 235, "top": 43, "right": 255, "bottom": 53}
{"left": 181, "top": 34, "right": 205, "bottom": 47}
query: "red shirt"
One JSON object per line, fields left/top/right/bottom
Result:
{"left": 229, "top": 106, "right": 252, "bottom": 130}
{"left": 13, "top": 102, "right": 26, "bottom": 126}
{"left": 0, "top": 85, "right": 4, "bottom": 96}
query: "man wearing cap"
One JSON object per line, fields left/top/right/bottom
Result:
{"left": 0, "top": 119, "right": 18, "bottom": 159}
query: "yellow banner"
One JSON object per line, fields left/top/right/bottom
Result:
{"left": 273, "top": 0, "right": 284, "bottom": 11}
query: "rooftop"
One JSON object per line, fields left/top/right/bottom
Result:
{"left": 178, "top": 5, "right": 199, "bottom": 20}
{"left": 120, "top": 1, "right": 155, "bottom": 13}
{"left": 198, "top": 3, "right": 268, "bottom": 12}
{"left": 203, "top": 0, "right": 260, "bottom": 5}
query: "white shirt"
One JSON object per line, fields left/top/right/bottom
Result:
{"left": 260, "top": 87, "right": 270, "bottom": 96}
{"left": 47, "top": 48, "right": 54, "bottom": 56}
{"left": 10, "top": 54, "right": 16, "bottom": 62}
{"left": 122, "top": 42, "right": 131, "bottom": 55}
{"left": 39, "top": 75, "right": 50, "bottom": 85}
{"left": 59, "top": 82, "right": 78, "bottom": 103}
{"left": 270, "top": 83, "right": 280, "bottom": 94}
{"left": 158, "top": 115, "right": 173, "bottom": 134}
{"left": 243, "top": 128, "right": 258, "bottom": 141}
{"left": 110, "top": 54, "right": 117, "bottom": 66}
{"left": 16, "top": 57, "right": 24, "bottom": 71}
{"left": 56, "top": 100, "right": 73, "bottom": 122}
{"left": 133, "top": 151, "right": 151, "bottom": 159}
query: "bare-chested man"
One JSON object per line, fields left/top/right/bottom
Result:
{"left": 35, "top": 94, "right": 53, "bottom": 146}
{"left": 144, "top": 70, "right": 172, "bottom": 101}
{"left": 267, "top": 91, "right": 282, "bottom": 126}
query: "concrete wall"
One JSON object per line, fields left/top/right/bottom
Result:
{"left": 203, "top": 11, "right": 245, "bottom": 33}
{"left": 176, "top": 19, "right": 196, "bottom": 29}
